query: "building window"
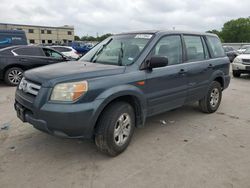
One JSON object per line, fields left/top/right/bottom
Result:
{"left": 47, "top": 30, "right": 52, "bottom": 34}
{"left": 48, "top": 40, "right": 52, "bottom": 44}
{"left": 68, "top": 31, "right": 72, "bottom": 35}
{"left": 16, "top": 28, "right": 22, "bottom": 30}
{"left": 42, "top": 40, "right": 46, "bottom": 44}
{"left": 29, "top": 39, "right": 35, "bottom": 44}
{"left": 41, "top": 30, "right": 45, "bottom": 34}
{"left": 28, "top": 29, "right": 34, "bottom": 33}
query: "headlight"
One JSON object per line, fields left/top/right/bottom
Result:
{"left": 233, "top": 58, "right": 242, "bottom": 64}
{"left": 50, "top": 81, "right": 88, "bottom": 102}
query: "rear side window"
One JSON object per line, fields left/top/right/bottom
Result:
{"left": 206, "top": 36, "right": 225, "bottom": 58}
{"left": 184, "top": 35, "right": 205, "bottom": 62}
{"left": 42, "top": 48, "right": 63, "bottom": 59}
{"left": 13, "top": 47, "right": 44, "bottom": 56}
{"left": 152, "top": 35, "right": 183, "bottom": 65}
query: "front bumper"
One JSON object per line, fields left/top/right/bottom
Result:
{"left": 15, "top": 89, "right": 102, "bottom": 138}
{"left": 232, "top": 63, "right": 250, "bottom": 71}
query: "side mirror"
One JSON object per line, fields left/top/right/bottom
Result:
{"left": 146, "top": 55, "right": 168, "bottom": 69}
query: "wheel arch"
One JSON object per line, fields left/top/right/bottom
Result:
{"left": 210, "top": 70, "right": 225, "bottom": 89}
{"left": 3, "top": 64, "right": 25, "bottom": 77}
{"left": 92, "top": 87, "right": 147, "bottom": 135}
{"left": 214, "top": 76, "right": 224, "bottom": 89}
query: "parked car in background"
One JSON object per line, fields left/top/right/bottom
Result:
{"left": 237, "top": 45, "right": 250, "bottom": 54}
{"left": 232, "top": 47, "right": 250, "bottom": 77}
{"left": 0, "top": 30, "right": 27, "bottom": 49}
{"left": 15, "top": 30, "right": 230, "bottom": 156}
{"left": 50, "top": 46, "right": 80, "bottom": 59}
{"left": 0, "top": 45, "right": 70, "bottom": 85}
{"left": 223, "top": 46, "right": 238, "bottom": 62}
{"left": 71, "top": 41, "right": 94, "bottom": 55}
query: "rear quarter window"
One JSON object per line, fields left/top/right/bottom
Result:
{"left": 206, "top": 36, "right": 225, "bottom": 58}
{"left": 13, "top": 47, "right": 44, "bottom": 56}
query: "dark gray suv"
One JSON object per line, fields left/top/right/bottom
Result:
{"left": 15, "top": 30, "right": 230, "bottom": 156}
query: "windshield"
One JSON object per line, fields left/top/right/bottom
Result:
{"left": 243, "top": 48, "right": 250, "bottom": 54}
{"left": 80, "top": 33, "right": 153, "bottom": 66}
{"left": 241, "top": 45, "right": 250, "bottom": 49}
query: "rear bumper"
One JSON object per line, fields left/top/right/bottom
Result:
{"left": 15, "top": 90, "right": 102, "bottom": 138}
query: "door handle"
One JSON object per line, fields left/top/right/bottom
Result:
{"left": 178, "top": 69, "right": 187, "bottom": 74}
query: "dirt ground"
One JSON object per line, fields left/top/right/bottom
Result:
{"left": 0, "top": 74, "right": 250, "bottom": 188}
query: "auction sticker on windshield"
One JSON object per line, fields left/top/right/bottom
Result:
{"left": 135, "top": 34, "right": 153, "bottom": 39}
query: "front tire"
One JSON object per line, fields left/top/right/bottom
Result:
{"left": 95, "top": 102, "right": 135, "bottom": 156}
{"left": 4, "top": 67, "right": 24, "bottom": 86}
{"left": 232, "top": 70, "right": 241, "bottom": 78}
{"left": 199, "top": 81, "right": 222, "bottom": 113}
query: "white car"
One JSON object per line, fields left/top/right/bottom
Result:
{"left": 232, "top": 48, "right": 250, "bottom": 77}
{"left": 50, "top": 46, "right": 80, "bottom": 59}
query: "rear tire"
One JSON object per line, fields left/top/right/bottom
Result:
{"left": 232, "top": 70, "right": 241, "bottom": 78}
{"left": 4, "top": 67, "right": 24, "bottom": 86}
{"left": 95, "top": 102, "right": 135, "bottom": 156}
{"left": 199, "top": 81, "right": 222, "bottom": 113}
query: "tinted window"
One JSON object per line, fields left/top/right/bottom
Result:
{"left": 206, "top": 36, "right": 225, "bottom": 58}
{"left": 184, "top": 35, "right": 205, "bottom": 61}
{"left": 152, "top": 35, "right": 182, "bottom": 65}
{"left": 43, "top": 48, "right": 63, "bottom": 59}
{"left": 14, "top": 47, "right": 44, "bottom": 56}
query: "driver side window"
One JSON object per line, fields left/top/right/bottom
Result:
{"left": 152, "top": 35, "right": 183, "bottom": 65}
{"left": 43, "top": 48, "right": 63, "bottom": 59}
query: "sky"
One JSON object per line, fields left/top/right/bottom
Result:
{"left": 0, "top": 0, "right": 249, "bottom": 36}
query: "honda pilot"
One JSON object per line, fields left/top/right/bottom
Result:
{"left": 15, "top": 30, "right": 230, "bottom": 156}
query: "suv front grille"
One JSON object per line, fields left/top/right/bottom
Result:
{"left": 242, "top": 59, "right": 250, "bottom": 64}
{"left": 18, "top": 78, "right": 41, "bottom": 96}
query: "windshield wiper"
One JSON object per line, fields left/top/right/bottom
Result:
{"left": 91, "top": 38, "right": 113, "bottom": 63}
{"left": 118, "top": 42, "right": 124, "bottom": 66}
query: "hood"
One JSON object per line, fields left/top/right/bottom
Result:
{"left": 24, "top": 61, "right": 126, "bottom": 87}
{"left": 237, "top": 54, "right": 250, "bottom": 59}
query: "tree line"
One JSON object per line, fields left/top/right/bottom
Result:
{"left": 75, "top": 17, "right": 250, "bottom": 43}
{"left": 207, "top": 17, "right": 250, "bottom": 43}
{"left": 74, "top": 33, "right": 112, "bottom": 42}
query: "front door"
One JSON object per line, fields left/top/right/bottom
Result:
{"left": 42, "top": 48, "right": 66, "bottom": 64}
{"left": 145, "top": 35, "right": 188, "bottom": 116}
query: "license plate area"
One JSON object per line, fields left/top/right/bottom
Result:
{"left": 15, "top": 103, "right": 26, "bottom": 122}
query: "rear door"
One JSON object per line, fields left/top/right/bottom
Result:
{"left": 12, "top": 47, "right": 50, "bottom": 69}
{"left": 145, "top": 35, "right": 188, "bottom": 116}
{"left": 183, "top": 35, "right": 213, "bottom": 102}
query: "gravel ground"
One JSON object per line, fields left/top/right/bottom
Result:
{"left": 0, "top": 74, "right": 250, "bottom": 188}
